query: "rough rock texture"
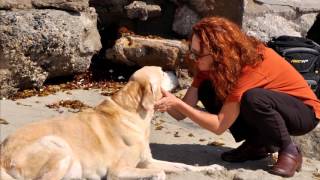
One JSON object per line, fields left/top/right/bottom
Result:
{"left": 124, "top": 1, "right": 161, "bottom": 21}
{"left": 243, "top": 0, "right": 320, "bottom": 42}
{"left": 191, "top": 0, "right": 244, "bottom": 25}
{"left": 171, "top": 0, "right": 244, "bottom": 36}
{"left": 106, "top": 35, "right": 188, "bottom": 70}
{"left": 0, "top": 0, "right": 89, "bottom": 12}
{"left": 292, "top": 125, "right": 320, "bottom": 161}
{"left": 0, "top": 8, "right": 101, "bottom": 97}
{"left": 170, "top": 0, "right": 320, "bottom": 41}
{"left": 172, "top": 5, "right": 200, "bottom": 36}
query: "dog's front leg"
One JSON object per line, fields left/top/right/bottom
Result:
{"left": 108, "top": 167, "right": 166, "bottom": 180}
{"left": 139, "top": 159, "right": 224, "bottom": 173}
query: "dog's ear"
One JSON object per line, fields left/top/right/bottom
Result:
{"left": 141, "top": 79, "right": 158, "bottom": 110}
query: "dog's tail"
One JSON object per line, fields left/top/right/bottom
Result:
{"left": 0, "top": 167, "right": 15, "bottom": 180}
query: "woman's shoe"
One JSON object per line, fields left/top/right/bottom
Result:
{"left": 269, "top": 147, "right": 302, "bottom": 177}
{"left": 221, "top": 141, "right": 269, "bottom": 162}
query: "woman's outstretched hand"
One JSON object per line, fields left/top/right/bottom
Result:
{"left": 154, "top": 88, "right": 180, "bottom": 112}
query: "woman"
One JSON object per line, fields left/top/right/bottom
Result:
{"left": 154, "top": 16, "right": 320, "bottom": 177}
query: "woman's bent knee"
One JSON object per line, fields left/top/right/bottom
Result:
{"left": 241, "top": 88, "right": 269, "bottom": 108}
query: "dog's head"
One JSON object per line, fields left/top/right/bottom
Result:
{"left": 129, "top": 66, "right": 176, "bottom": 110}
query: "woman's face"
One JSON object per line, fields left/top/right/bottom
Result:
{"left": 190, "top": 35, "right": 213, "bottom": 72}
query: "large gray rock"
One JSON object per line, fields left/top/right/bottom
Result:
{"left": 172, "top": 5, "right": 200, "bottom": 36}
{"left": 292, "top": 124, "right": 320, "bottom": 161}
{"left": 243, "top": 0, "right": 320, "bottom": 42}
{"left": 171, "top": 0, "right": 244, "bottom": 37}
{"left": 170, "top": 0, "right": 320, "bottom": 41}
{"left": 124, "top": 1, "right": 161, "bottom": 21}
{"left": 0, "top": 8, "right": 101, "bottom": 97}
{"left": 0, "top": 0, "right": 89, "bottom": 12}
{"left": 189, "top": 0, "right": 244, "bottom": 25}
{"left": 106, "top": 35, "right": 188, "bottom": 70}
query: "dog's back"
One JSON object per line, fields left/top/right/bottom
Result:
{"left": 0, "top": 66, "right": 179, "bottom": 180}
{"left": 0, "top": 99, "right": 138, "bottom": 179}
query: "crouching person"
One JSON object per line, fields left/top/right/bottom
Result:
{"left": 154, "top": 16, "right": 320, "bottom": 177}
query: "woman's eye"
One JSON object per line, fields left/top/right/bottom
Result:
{"left": 189, "top": 53, "right": 196, "bottom": 60}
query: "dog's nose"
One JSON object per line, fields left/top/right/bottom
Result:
{"left": 162, "top": 71, "right": 179, "bottom": 92}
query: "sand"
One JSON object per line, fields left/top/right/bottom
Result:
{"left": 1, "top": 89, "right": 319, "bottom": 180}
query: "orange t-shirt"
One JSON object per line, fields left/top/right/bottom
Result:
{"left": 192, "top": 46, "right": 320, "bottom": 119}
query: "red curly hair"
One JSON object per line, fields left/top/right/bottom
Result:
{"left": 191, "top": 16, "right": 264, "bottom": 101}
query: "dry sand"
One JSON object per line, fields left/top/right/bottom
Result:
{"left": 1, "top": 89, "right": 319, "bottom": 180}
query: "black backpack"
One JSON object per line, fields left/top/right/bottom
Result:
{"left": 267, "top": 35, "right": 320, "bottom": 98}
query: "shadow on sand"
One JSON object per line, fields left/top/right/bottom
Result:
{"left": 150, "top": 143, "right": 274, "bottom": 171}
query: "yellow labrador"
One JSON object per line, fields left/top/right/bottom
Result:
{"left": 0, "top": 66, "right": 221, "bottom": 180}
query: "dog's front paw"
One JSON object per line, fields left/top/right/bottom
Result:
{"left": 150, "top": 171, "right": 166, "bottom": 180}
{"left": 197, "top": 164, "right": 225, "bottom": 173}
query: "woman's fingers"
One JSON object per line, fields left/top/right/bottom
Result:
{"left": 155, "top": 98, "right": 166, "bottom": 107}
{"left": 154, "top": 104, "right": 167, "bottom": 112}
{"left": 154, "top": 98, "right": 170, "bottom": 112}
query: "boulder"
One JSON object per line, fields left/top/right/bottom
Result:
{"left": 0, "top": 0, "right": 89, "bottom": 12}
{"left": 0, "top": 8, "right": 101, "bottom": 97}
{"left": 170, "top": 0, "right": 320, "bottom": 41}
{"left": 243, "top": 0, "right": 320, "bottom": 42}
{"left": 172, "top": 5, "right": 200, "bottom": 36}
{"left": 106, "top": 35, "right": 188, "bottom": 70}
{"left": 171, "top": 0, "right": 244, "bottom": 37}
{"left": 292, "top": 124, "right": 320, "bottom": 161}
{"left": 124, "top": 1, "right": 161, "bottom": 21}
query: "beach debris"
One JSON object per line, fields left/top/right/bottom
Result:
{"left": 154, "top": 122, "right": 163, "bottom": 126}
{"left": 207, "top": 140, "right": 225, "bottom": 147}
{"left": 0, "top": 118, "right": 9, "bottom": 125}
{"left": 174, "top": 131, "right": 180, "bottom": 137}
{"left": 8, "top": 71, "right": 126, "bottom": 100}
{"left": 155, "top": 125, "right": 164, "bottom": 130}
{"left": 188, "top": 133, "right": 194, "bottom": 137}
{"left": 46, "top": 100, "right": 91, "bottom": 113}
{"left": 153, "top": 119, "right": 166, "bottom": 131}
{"left": 313, "top": 168, "right": 320, "bottom": 179}
{"left": 15, "top": 102, "right": 32, "bottom": 107}
{"left": 66, "top": 91, "right": 72, "bottom": 95}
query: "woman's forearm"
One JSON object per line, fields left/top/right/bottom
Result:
{"left": 167, "top": 108, "right": 186, "bottom": 120}
{"left": 174, "top": 99, "right": 222, "bottom": 134}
